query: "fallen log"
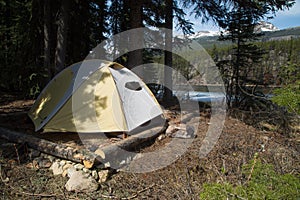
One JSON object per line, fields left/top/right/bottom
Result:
{"left": 0, "top": 127, "right": 98, "bottom": 165}
{"left": 0, "top": 124, "right": 167, "bottom": 169}
{"left": 95, "top": 126, "right": 166, "bottom": 159}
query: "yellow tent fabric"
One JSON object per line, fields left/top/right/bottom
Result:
{"left": 28, "top": 60, "right": 163, "bottom": 133}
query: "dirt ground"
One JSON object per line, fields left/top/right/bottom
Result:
{"left": 0, "top": 93, "right": 299, "bottom": 199}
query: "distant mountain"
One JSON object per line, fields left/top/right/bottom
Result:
{"left": 178, "top": 30, "right": 220, "bottom": 39}
{"left": 254, "top": 21, "right": 279, "bottom": 32}
{"left": 178, "top": 21, "right": 279, "bottom": 40}
{"left": 177, "top": 22, "right": 300, "bottom": 49}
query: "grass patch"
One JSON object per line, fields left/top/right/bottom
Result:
{"left": 200, "top": 157, "right": 300, "bottom": 200}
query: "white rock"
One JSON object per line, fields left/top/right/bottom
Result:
{"left": 133, "top": 153, "right": 143, "bottom": 160}
{"left": 82, "top": 168, "right": 91, "bottom": 174}
{"left": 98, "top": 169, "right": 110, "bottom": 183}
{"left": 166, "top": 124, "right": 176, "bottom": 135}
{"left": 45, "top": 155, "right": 55, "bottom": 162}
{"left": 67, "top": 167, "right": 76, "bottom": 178}
{"left": 50, "top": 161, "right": 63, "bottom": 175}
{"left": 91, "top": 170, "right": 98, "bottom": 180}
{"left": 65, "top": 171, "right": 98, "bottom": 192}
{"left": 62, "top": 170, "right": 68, "bottom": 177}
{"left": 157, "top": 135, "right": 165, "bottom": 141}
{"left": 59, "top": 160, "right": 66, "bottom": 166}
{"left": 74, "top": 163, "right": 84, "bottom": 170}
{"left": 63, "top": 163, "right": 73, "bottom": 171}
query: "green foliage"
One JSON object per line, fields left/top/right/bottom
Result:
{"left": 271, "top": 61, "right": 300, "bottom": 114}
{"left": 200, "top": 159, "right": 300, "bottom": 200}
{"left": 272, "top": 84, "right": 300, "bottom": 114}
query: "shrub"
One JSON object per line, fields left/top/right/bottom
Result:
{"left": 200, "top": 159, "right": 300, "bottom": 199}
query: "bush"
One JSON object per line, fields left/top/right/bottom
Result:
{"left": 271, "top": 81, "right": 300, "bottom": 115}
{"left": 200, "top": 158, "right": 300, "bottom": 199}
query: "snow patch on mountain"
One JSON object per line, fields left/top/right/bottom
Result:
{"left": 255, "top": 21, "right": 279, "bottom": 32}
{"left": 177, "top": 21, "right": 279, "bottom": 39}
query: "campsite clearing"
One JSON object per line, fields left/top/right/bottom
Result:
{"left": 0, "top": 93, "right": 299, "bottom": 199}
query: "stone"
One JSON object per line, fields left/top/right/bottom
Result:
{"left": 186, "top": 125, "right": 195, "bottom": 138}
{"left": 65, "top": 171, "right": 98, "bottom": 192}
{"left": 45, "top": 155, "right": 55, "bottom": 162}
{"left": 157, "top": 134, "right": 165, "bottom": 141}
{"left": 50, "top": 161, "right": 63, "bottom": 175}
{"left": 59, "top": 160, "right": 66, "bottom": 167}
{"left": 62, "top": 170, "right": 68, "bottom": 177}
{"left": 32, "top": 159, "right": 39, "bottom": 169}
{"left": 28, "top": 148, "right": 40, "bottom": 159}
{"left": 172, "top": 129, "right": 195, "bottom": 139}
{"left": 74, "top": 163, "right": 84, "bottom": 170}
{"left": 83, "top": 160, "right": 93, "bottom": 169}
{"left": 67, "top": 167, "right": 76, "bottom": 178}
{"left": 63, "top": 163, "right": 73, "bottom": 171}
{"left": 166, "top": 124, "right": 176, "bottom": 135}
{"left": 98, "top": 169, "right": 110, "bottom": 183}
{"left": 82, "top": 168, "right": 91, "bottom": 174}
{"left": 36, "top": 158, "right": 52, "bottom": 168}
{"left": 91, "top": 170, "right": 98, "bottom": 180}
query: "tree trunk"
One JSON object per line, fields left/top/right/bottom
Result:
{"left": 164, "top": 0, "right": 173, "bottom": 102}
{"left": 43, "top": 0, "right": 52, "bottom": 81}
{"left": 54, "top": 0, "right": 70, "bottom": 74}
{"left": 127, "top": 0, "right": 143, "bottom": 78}
{"left": 0, "top": 127, "right": 98, "bottom": 166}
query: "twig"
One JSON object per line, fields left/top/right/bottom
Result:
{"left": 226, "top": 191, "right": 248, "bottom": 200}
{"left": 13, "top": 144, "right": 20, "bottom": 165}
{"left": 246, "top": 153, "right": 258, "bottom": 184}
{"left": 0, "top": 164, "right": 9, "bottom": 183}
{"left": 121, "top": 183, "right": 155, "bottom": 200}
{"left": 185, "top": 168, "right": 195, "bottom": 199}
{"left": 6, "top": 184, "right": 63, "bottom": 198}
{"left": 100, "top": 183, "right": 156, "bottom": 200}
{"left": 15, "top": 191, "right": 63, "bottom": 198}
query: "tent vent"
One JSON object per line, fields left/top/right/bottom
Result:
{"left": 125, "top": 81, "right": 142, "bottom": 91}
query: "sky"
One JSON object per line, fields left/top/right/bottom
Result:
{"left": 185, "top": 0, "right": 300, "bottom": 32}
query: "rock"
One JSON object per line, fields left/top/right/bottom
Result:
{"left": 65, "top": 171, "right": 98, "bottom": 192}
{"left": 45, "top": 155, "right": 55, "bottom": 162}
{"left": 98, "top": 169, "right": 111, "bottom": 183}
{"left": 157, "top": 134, "right": 165, "bottom": 141}
{"left": 171, "top": 129, "right": 195, "bottom": 139}
{"left": 50, "top": 161, "right": 63, "bottom": 175}
{"left": 26, "top": 162, "right": 34, "bottom": 169}
{"left": 28, "top": 148, "right": 40, "bottom": 159}
{"left": 83, "top": 160, "right": 93, "bottom": 169}
{"left": 35, "top": 157, "right": 52, "bottom": 168}
{"left": 82, "top": 168, "right": 91, "bottom": 174}
{"left": 74, "top": 163, "right": 84, "bottom": 170}
{"left": 67, "top": 167, "right": 76, "bottom": 178}
{"left": 186, "top": 125, "right": 195, "bottom": 137}
{"left": 63, "top": 163, "right": 73, "bottom": 171}
{"left": 62, "top": 170, "right": 68, "bottom": 177}
{"left": 175, "top": 124, "right": 186, "bottom": 130}
{"left": 59, "top": 160, "right": 66, "bottom": 167}
{"left": 32, "top": 159, "right": 39, "bottom": 169}
{"left": 166, "top": 124, "right": 177, "bottom": 135}
{"left": 91, "top": 170, "right": 98, "bottom": 180}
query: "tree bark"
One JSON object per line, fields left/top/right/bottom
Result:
{"left": 0, "top": 127, "right": 97, "bottom": 165}
{"left": 43, "top": 0, "right": 52, "bottom": 81}
{"left": 164, "top": 0, "right": 173, "bottom": 102}
{"left": 54, "top": 0, "right": 70, "bottom": 74}
{"left": 127, "top": 0, "right": 144, "bottom": 78}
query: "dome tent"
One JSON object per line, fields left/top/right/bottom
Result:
{"left": 28, "top": 59, "right": 163, "bottom": 133}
